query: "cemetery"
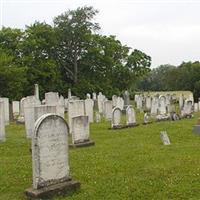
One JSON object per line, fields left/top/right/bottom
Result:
{"left": 1, "top": 88, "right": 200, "bottom": 199}
{"left": 1, "top": 3, "right": 200, "bottom": 200}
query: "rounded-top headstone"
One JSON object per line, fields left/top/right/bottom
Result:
{"left": 32, "top": 113, "right": 69, "bottom": 189}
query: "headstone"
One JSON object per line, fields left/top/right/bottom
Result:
{"left": 0, "top": 98, "right": 9, "bottom": 125}
{"left": 86, "top": 93, "right": 91, "bottom": 99}
{"left": 85, "top": 99, "right": 94, "bottom": 123}
{"left": 194, "top": 103, "right": 199, "bottom": 112}
{"left": 17, "top": 97, "right": 26, "bottom": 124}
{"left": 159, "top": 95, "right": 167, "bottom": 115}
{"left": 151, "top": 97, "right": 159, "bottom": 115}
{"left": 0, "top": 101, "right": 5, "bottom": 142}
{"left": 126, "top": 105, "right": 136, "bottom": 126}
{"left": 68, "top": 89, "right": 72, "bottom": 99}
{"left": 34, "top": 84, "right": 39, "bottom": 100}
{"left": 160, "top": 131, "right": 171, "bottom": 145}
{"left": 146, "top": 96, "right": 151, "bottom": 110}
{"left": 116, "top": 97, "right": 124, "bottom": 110}
{"left": 68, "top": 100, "right": 85, "bottom": 134}
{"left": 24, "top": 96, "right": 41, "bottom": 138}
{"left": 92, "top": 92, "right": 97, "bottom": 101}
{"left": 112, "top": 95, "right": 118, "bottom": 107}
{"left": 45, "top": 92, "right": 59, "bottom": 105}
{"left": 12, "top": 101, "right": 20, "bottom": 119}
{"left": 34, "top": 105, "right": 57, "bottom": 121}
{"left": 103, "top": 100, "right": 113, "bottom": 120}
{"left": 70, "top": 116, "right": 94, "bottom": 147}
{"left": 111, "top": 107, "right": 122, "bottom": 128}
{"left": 97, "top": 92, "right": 105, "bottom": 114}
{"left": 25, "top": 114, "right": 80, "bottom": 199}
{"left": 123, "top": 90, "right": 130, "bottom": 108}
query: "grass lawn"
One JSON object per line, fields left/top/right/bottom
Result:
{"left": 1, "top": 112, "right": 200, "bottom": 200}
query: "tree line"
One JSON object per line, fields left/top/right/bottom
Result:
{"left": 0, "top": 6, "right": 151, "bottom": 101}
{"left": 137, "top": 62, "right": 200, "bottom": 101}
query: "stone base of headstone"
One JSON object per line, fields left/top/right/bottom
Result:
{"left": 142, "top": 121, "right": 153, "bottom": 125}
{"left": 16, "top": 116, "right": 25, "bottom": 124}
{"left": 69, "top": 140, "right": 95, "bottom": 148}
{"left": 25, "top": 179, "right": 80, "bottom": 200}
{"left": 125, "top": 123, "right": 139, "bottom": 128}
{"left": 110, "top": 125, "right": 125, "bottom": 129}
{"left": 193, "top": 125, "right": 200, "bottom": 134}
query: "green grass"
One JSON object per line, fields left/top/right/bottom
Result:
{"left": 1, "top": 113, "right": 200, "bottom": 200}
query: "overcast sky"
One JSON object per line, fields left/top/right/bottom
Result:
{"left": 1, "top": 0, "right": 200, "bottom": 67}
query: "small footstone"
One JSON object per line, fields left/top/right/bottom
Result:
{"left": 69, "top": 140, "right": 95, "bottom": 148}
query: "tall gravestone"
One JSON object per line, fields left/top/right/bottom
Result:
{"left": 0, "top": 101, "right": 5, "bottom": 142}
{"left": 68, "top": 100, "right": 85, "bottom": 134}
{"left": 112, "top": 95, "right": 117, "bottom": 107}
{"left": 0, "top": 97, "right": 9, "bottom": 125}
{"left": 103, "top": 100, "right": 113, "bottom": 120}
{"left": 97, "top": 92, "right": 105, "bottom": 114}
{"left": 70, "top": 116, "right": 95, "bottom": 147}
{"left": 24, "top": 96, "right": 41, "bottom": 138}
{"left": 12, "top": 101, "right": 20, "bottom": 119}
{"left": 25, "top": 114, "right": 80, "bottom": 199}
{"left": 159, "top": 95, "right": 167, "bottom": 115}
{"left": 85, "top": 98, "right": 94, "bottom": 123}
{"left": 123, "top": 90, "right": 130, "bottom": 109}
{"left": 34, "top": 84, "right": 39, "bottom": 100}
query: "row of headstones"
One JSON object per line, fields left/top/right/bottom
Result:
{"left": 135, "top": 93, "right": 196, "bottom": 117}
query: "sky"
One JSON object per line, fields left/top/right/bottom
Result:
{"left": 1, "top": 0, "right": 200, "bottom": 68}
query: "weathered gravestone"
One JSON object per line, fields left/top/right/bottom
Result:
{"left": 159, "top": 95, "right": 167, "bottom": 115}
{"left": 116, "top": 97, "right": 124, "bottom": 111}
{"left": 85, "top": 98, "right": 94, "bottom": 123}
{"left": 145, "top": 96, "right": 152, "bottom": 110}
{"left": 111, "top": 107, "right": 122, "bottom": 129}
{"left": 70, "top": 116, "right": 95, "bottom": 147}
{"left": 0, "top": 97, "right": 9, "bottom": 125}
{"left": 17, "top": 97, "right": 26, "bottom": 124}
{"left": 123, "top": 90, "right": 130, "bottom": 109}
{"left": 24, "top": 96, "right": 41, "bottom": 138}
{"left": 12, "top": 101, "right": 20, "bottom": 119}
{"left": 68, "top": 100, "right": 85, "bottom": 134}
{"left": 160, "top": 131, "right": 171, "bottom": 145}
{"left": 151, "top": 97, "right": 159, "bottom": 115}
{"left": 194, "top": 103, "right": 199, "bottom": 112}
{"left": 112, "top": 95, "right": 118, "bottom": 107}
{"left": 103, "top": 100, "right": 113, "bottom": 120}
{"left": 97, "top": 92, "right": 106, "bottom": 114}
{"left": 25, "top": 114, "right": 80, "bottom": 199}
{"left": 126, "top": 105, "right": 138, "bottom": 127}
{"left": 0, "top": 101, "right": 5, "bottom": 142}
{"left": 34, "top": 84, "right": 39, "bottom": 100}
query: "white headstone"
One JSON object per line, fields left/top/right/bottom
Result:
{"left": 194, "top": 103, "right": 199, "bottom": 112}
{"left": 95, "top": 111, "right": 101, "bottom": 123}
{"left": 24, "top": 96, "right": 41, "bottom": 138}
{"left": 111, "top": 107, "right": 122, "bottom": 128}
{"left": 12, "top": 101, "right": 20, "bottom": 118}
{"left": 34, "top": 84, "right": 39, "bottom": 100}
{"left": 72, "top": 116, "right": 89, "bottom": 144}
{"left": 85, "top": 99, "right": 94, "bottom": 123}
{"left": 103, "top": 100, "right": 113, "bottom": 120}
{"left": 68, "top": 100, "right": 85, "bottom": 133}
{"left": 32, "top": 114, "right": 69, "bottom": 189}
{"left": 116, "top": 97, "right": 124, "bottom": 110}
{"left": 126, "top": 105, "right": 136, "bottom": 125}
{"left": 0, "top": 98, "right": 9, "bottom": 125}
{"left": 0, "top": 101, "right": 5, "bottom": 142}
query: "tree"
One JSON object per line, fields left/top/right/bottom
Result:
{"left": 54, "top": 6, "right": 100, "bottom": 85}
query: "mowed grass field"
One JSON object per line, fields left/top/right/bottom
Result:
{"left": 1, "top": 112, "right": 200, "bottom": 200}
